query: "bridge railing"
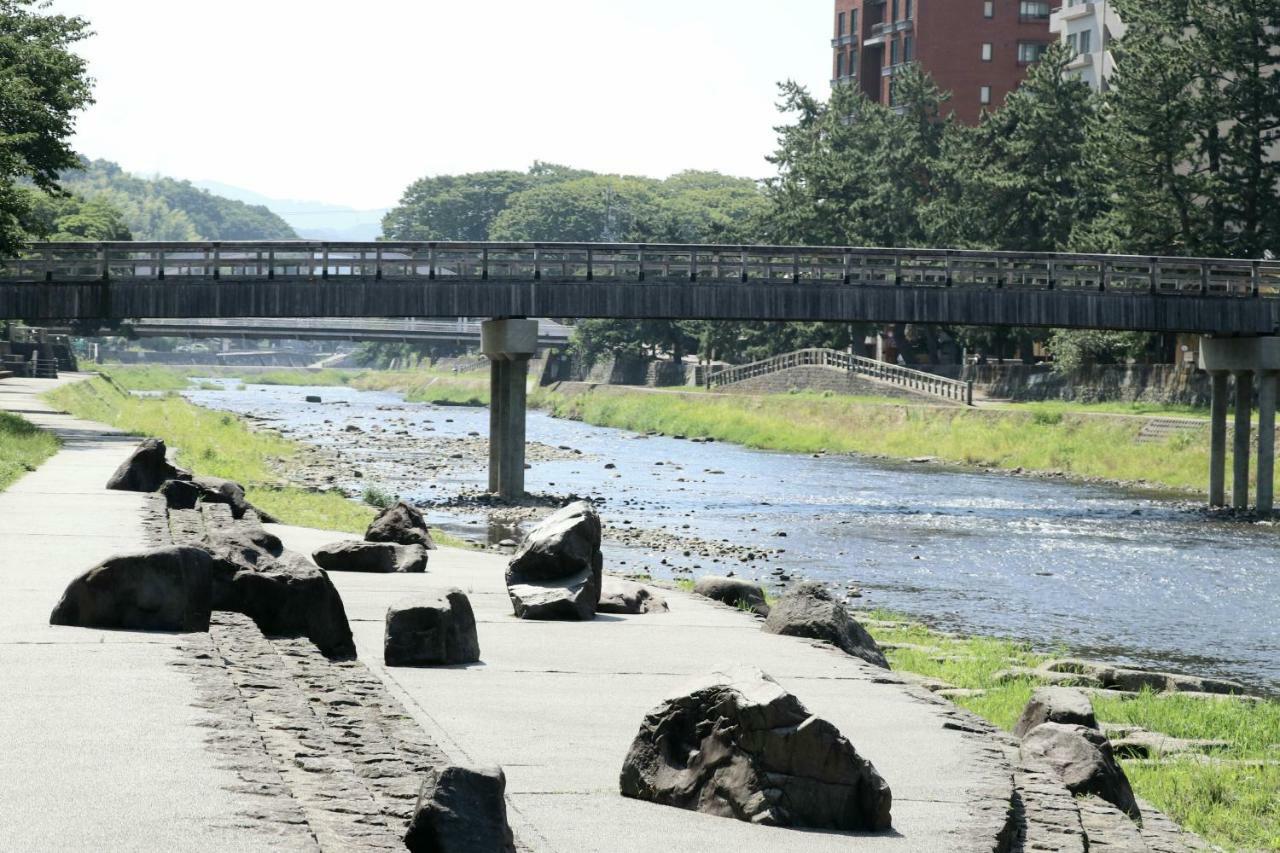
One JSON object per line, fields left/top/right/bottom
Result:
{"left": 708, "top": 347, "right": 974, "bottom": 405}
{"left": 129, "top": 316, "right": 572, "bottom": 339}
{"left": 3, "top": 241, "right": 1279, "bottom": 299}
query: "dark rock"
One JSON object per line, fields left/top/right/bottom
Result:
{"left": 1038, "top": 658, "right": 1247, "bottom": 696}
{"left": 404, "top": 765, "right": 515, "bottom": 853}
{"left": 692, "top": 575, "right": 769, "bottom": 615}
{"left": 224, "top": 552, "right": 356, "bottom": 659}
{"left": 106, "top": 438, "right": 188, "bottom": 492}
{"left": 597, "top": 578, "right": 668, "bottom": 614}
{"left": 159, "top": 478, "right": 203, "bottom": 511}
{"left": 1020, "top": 723, "right": 1140, "bottom": 820}
{"left": 385, "top": 590, "right": 480, "bottom": 667}
{"left": 365, "top": 500, "right": 437, "bottom": 549}
{"left": 50, "top": 545, "right": 214, "bottom": 633}
{"left": 312, "top": 540, "right": 428, "bottom": 574}
{"left": 1014, "top": 687, "right": 1098, "bottom": 739}
{"left": 305, "top": 395, "right": 322, "bottom": 403}
{"left": 505, "top": 501, "right": 602, "bottom": 620}
{"left": 620, "top": 666, "right": 892, "bottom": 831}
{"left": 191, "top": 476, "right": 253, "bottom": 520}
{"left": 763, "top": 581, "right": 888, "bottom": 669}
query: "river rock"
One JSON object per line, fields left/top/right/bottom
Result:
{"left": 366, "top": 500, "right": 437, "bottom": 549}
{"left": 1020, "top": 723, "right": 1140, "bottom": 820}
{"left": 1038, "top": 659, "right": 1247, "bottom": 696}
{"left": 763, "top": 582, "right": 888, "bottom": 669}
{"left": 50, "top": 545, "right": 214, "bottom": 633}
{"left": 313, "top": 540, "right": 428, "bottom": 574}
{"left": 619, "top": 665, "right": 892, "bottom": 831}
{"left": 223, "top": 552, "right": 357, "bottom": 659}
{"left": 202, "top": 518, "right": 284, "bottom": 575}
{"left": 105, "top": 438, "right": 188, "bottom": 492}
{"left": 159, "top": 478, "right": 203, "bottom": 510}
{"left": 505, "top": 501, "right": 602, "bottom": 620}
{"left": 385, "top": 590, "right": 480, "bottom": 667}
{"left": 403, "top": 765, "right": 516, "bottom": 853}
{"left": 597, "top": 578, "right": 668, "bottom": 614}
{"left": 692, "top": 575, "right": 769, "bottom": 615}
{"left": 1014, "top": 687, "right": 1098, "bottom": 738}
{"left": 191, "top": 476, "right": 254, "bottom": 520}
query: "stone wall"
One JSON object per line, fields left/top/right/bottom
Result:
{"left": 963, "top": 364, "right": 1212, "bottom": 406}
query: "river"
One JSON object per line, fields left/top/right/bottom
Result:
{"left": 187, "top": 379, "right": 1280, "bottom": 692}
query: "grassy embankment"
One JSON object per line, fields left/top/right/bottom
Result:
{"left": 46, "top": 375, "right": 378, "bottom": 535}
{"left": 0, "top": 412, "right": 60, "bottom": 492}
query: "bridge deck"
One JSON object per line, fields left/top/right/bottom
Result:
{"left": 2, "top": 241, "right": 1277, "bottom": 334}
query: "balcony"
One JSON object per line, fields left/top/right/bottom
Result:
{"left": 830, "top": 74, "right": 859, "bottom": 88}
{"left": 830, "top": 34, "right": 856, "bottom": 47}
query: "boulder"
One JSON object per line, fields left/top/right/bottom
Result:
{"left": 1038, "top": 658, "right": 1247, "bottom": 696}
{"left": 366, "top": 500, "right": 436, "bottom": 549}
{"left": 159, "top": 478, "right": 203, "bottom": 510}
{"left": 620, "top": 666, "right": 892, "bottom": 831}
{"left": 312, "top": 540, "right": 428, "bottom": 574}
{"left": 403, "top": 765, "right": 516, "bottom": 853}
{"left": 106, "top": 438, "right": 188, "bottom": 492}
{"left": 1020, "top": 723, "right": 1140, "bottom": 820}
{"left": 202, "top": 519, "right": 284, "bottom": 574}
{"left": 762, "top": 582, "right": 888, "bottom": 669}
{"left": 597, "top": 578, "right": 668, "bottom": 614}
{"left": 191, "top": 476, "right": 254, "bottom": 520}
{"left": 1013, "top": 687, "right": 1098, "bottom": 738}
{"left": 505, "top": 502, "right": 602, "bottom": 620}
{"left": 385, "top": 590, "right": 480, "bottom": 667}
{"left": 692, "top": 576, "right": 769, "bottom": 615}
{"left": 50, "top": 545, "right": 214, "bottom": 633}
{"left": 223, "top": 552, "right": 357, "bottom": 659}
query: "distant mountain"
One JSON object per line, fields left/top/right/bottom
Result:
{"left": 60, "top": 159, "right": 298, "bottom": 241}
{"left": 195, "top": 181, "right": 389, "bottom": 241}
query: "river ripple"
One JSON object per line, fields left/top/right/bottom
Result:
{"left": 188, "top": 380, "right": 1280, "bottom": 691}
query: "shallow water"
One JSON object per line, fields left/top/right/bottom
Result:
{"left": 188, "top": 380, "right": 1280, "bottom": 691}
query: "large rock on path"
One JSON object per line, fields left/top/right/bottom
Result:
{"left": 313, "top": 540, "right": 428, "bottom": 574}
{"left": 505, "top": 501, "right": 602, "bottom": 620}
{"left": 403, "top": 765, "right": 516, "bottom": 853}
{"left": 366, "top": 500, "right": 436, "bottom": 549}
{"left": 106, "top": 438, "right": 188, "bottom": 493}
{"left": 1020, "top": 723, "right": 1140, "bottom": 820}
{"left": 50, "top": 545, "right": 214, "bottom": 632}
{"left": 763, "top": 581, "right": 888, "bottom": 669}
{"left": 597, "top": 577, "right": 668, "bottom": 614}
{"left": 385, "top": 590, "right": 481, "bottom": 667}
{"left": 223, "top": 552, "right": 356, "bottom": 659}
{"left": 692, "top": 575, "right": 769, "bottom": 615}
{"left": 620, "top": 665, "right": 892, "bottom": 832}
{"left": 1014, "top": 687, "right": 1098, "bottom": 738}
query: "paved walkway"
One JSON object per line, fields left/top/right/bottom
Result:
{"left": 0, "top": 376, "right": 282, "bottom": 852}
{"left": 271, "top": 523, "right": 1015, "bottom": 853}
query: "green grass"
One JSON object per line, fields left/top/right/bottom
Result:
{"left": 533, "top": 385, "right": 1218, "bottom": 493}
{"left": 1002, "top": 400, "right": 1210, "bottom": 418}
{"left": 97, "top": 365, "right": 196, "bottom": 391}
{"left": 352, "top": 368, "right": 490, "bottom": 406}
{"left": 854, "top": 609, "right": 1279, "bottom": 850}
{"left": 0, "top": 412, "right": 60, "bottom": 491}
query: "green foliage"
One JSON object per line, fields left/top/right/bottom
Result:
{"left": 0, "top": 0, "right": 94, "bottom": 253}
{"left": 18, "top": 186, "right": 131, "bottom": 241}
{"left": 362, "top": 485, "right": 394, "bottom": 509}
{"left": 1045, "top": 330, "right": 1159, "bottom": 374}
{"left": 57, "top": 159, "right": 297, "bottom": 241}
{"left": 0, "top": 410, "right": 59, "bottom": 491}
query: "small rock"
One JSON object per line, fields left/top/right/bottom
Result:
{"left": 404, "top": 765, "right": 515, "bottom": 853}
{"left": 385, "top": 589, "right": 480, "bottom": 667}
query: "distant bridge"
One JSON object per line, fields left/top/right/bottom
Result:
{"left": 1, "top": 241, "right": 1277, "bottom": 334}
{"left": 126, "top": 317, "right": 572, "bottom": 347}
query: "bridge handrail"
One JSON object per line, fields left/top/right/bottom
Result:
{"left": 2, "top": 241, "right": 1278, "bottom": 300}
{"left": 129, "top": 317, "right": 572, "bottom": 338}
{"left": 708, "top": 348, "right": 974, "bottom": 405}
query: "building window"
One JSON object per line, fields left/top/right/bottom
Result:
{"left": 1018, "top": 42, "right": 1049, "bottom": 63}
{"left": 849, "top": 50, "right": 858, "bottom": 76}
{"left": 982, "top": 43, "right": 993, "bottom": 61}
{"left": 1019, "top": 1, "right": 1051, "bottom": 20}
{"left": 903, "top": 35, "right": 913, "bottom": 62}
{"left": 890, "top": 37, "right": 899, "bottom": 65}
{"left": 837, "top": 12, "right": 846, "bottom": 37}
{"left": 984, "top": 1, "right": 995, "bottom": 18}
{"left": 1079, "top": 29, "right": 1092, "bottom": 53}
{"left": 905, "top": 0, "right": 914, "bottom": 19}
{"left": 980, "top": 85, "right": 992, "bottom": 105}
{"left": 836, "top": 52, "right": 845, "bottom": 78}
{"left": 851, "top": 9, "right": 858, "bottom": 34}
{"left": 891, "top": 0, "right": 899, "bottom": 22}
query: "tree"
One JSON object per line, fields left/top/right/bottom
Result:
{"left": 0, "top": 0, "right": 94, "bottom": 254}
{"left": 382, "top": 170, "right": 533, "bottom": 241}
{"left": 18, "top": 187, "right": 130, "bottom": 240}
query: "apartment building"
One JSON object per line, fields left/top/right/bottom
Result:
{"left": 831, "top": 0, "right": 1054, "bottom": 124}
{"left": 1048, "top": 0, "right": 1127, "bottom": 91}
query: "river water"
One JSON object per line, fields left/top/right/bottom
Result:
{"left": 187, "top": 380, "right": 1280, "bottom": 691}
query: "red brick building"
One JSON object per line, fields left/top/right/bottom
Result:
{"left": 831, "top": 0, "right": 1053, "bottom": 124}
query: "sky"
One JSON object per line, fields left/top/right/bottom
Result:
{"left": 50, "top": 0, "right": 832, "bottom": 211}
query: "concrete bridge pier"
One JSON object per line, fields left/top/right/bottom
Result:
{"left": 482, "top": 319, "right": 538, "bottom": 500}
{"left": 1201, "top": 337, "right": 1280, "bottom": 514}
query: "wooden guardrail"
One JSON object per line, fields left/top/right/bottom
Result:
{"left": 1, "top": 241, "right": 1277, "bottom": 299}
{"left": 128, "top": 317, "right": 573, "bottom": 341}
{"left": 708, "top": 348, "right": 974, "bottom": 405}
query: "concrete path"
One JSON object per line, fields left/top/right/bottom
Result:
{"left": 272, "top": 523, "right": 1015, "bottom": 853}
{"left": 0, "top": 376, "right": 286, "bottom": 852}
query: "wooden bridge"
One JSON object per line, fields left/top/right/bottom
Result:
{"left": 1, "top": 241, "right": 1278, "bottom": 334}
{"left": 126, "top": 317, "right": 572, "bottom": 347}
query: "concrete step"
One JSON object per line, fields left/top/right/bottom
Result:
{"left": 1137, "top": 417, "right": 1207, "bottom": 444}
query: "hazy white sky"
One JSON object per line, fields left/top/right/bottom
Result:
{"left": 50, "top": 1, "right": 832, "bottom": 209}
